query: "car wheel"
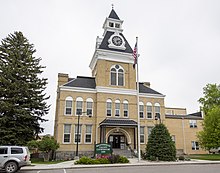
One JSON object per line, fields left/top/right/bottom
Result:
{"left": 5, "top": 161, "right": 18, "bottom": 173}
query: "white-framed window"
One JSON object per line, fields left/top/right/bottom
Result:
{"left": 146, "top": 102, "right": 153, "bottom": 119}
{"left": 139, "top": 102, "right": 144, "bottom": 119}
{"left": 106, "top": 99, "right": 112, "bottom": 116}
{"left": 63, "top": 124, "right": 71, "bottom": 143}
{"left": 171, "top": 135, "right": 176, "bottom": 143}
{"left": 140, "top": 126, "right": 145, "bottom": 144}
{"left": 74, "top": 124, "right": 82, "bottom": 143}
{"left": 192, "top": 141, "right": 199, "bottom": 150}
{"left": 115, "top": 100, "right": 120, "bottom": 117}
{"left": 65, "top": 96, "right": 73, "bottom": 115}
{"left": 85, "top": 125, "right": 92, "bottom": 144}
{"left": 76, "top": 97, "right": 83, "bottom": 115}
{"left": 147, "top": 126, "right": 154, "bottom": 137}
{"left": 86, "top": 98, "right": 93, "bottom": 116}
{"left": 189, "top": 120, "right": 197, "bottom": 128}
{"left": 123, "top": 100, "right": 129, "bottom": 117}
{"left": 110, "top": 65, "right": 124, "bottom": 86}
{"left": 155, "top": 103, "right": 161, "bottom": 120}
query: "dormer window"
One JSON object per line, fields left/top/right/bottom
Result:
{"left": 109, "top": 22, "right": 114, "bottom": 27}
{"left": 110, "top": 65, "right": 124, "bottom": 86}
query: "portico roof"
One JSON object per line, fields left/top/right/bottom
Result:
{"left": 99, "top": 118, "right": 137, "bottom": 127}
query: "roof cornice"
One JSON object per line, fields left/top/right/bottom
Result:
{"left": 89, "top": 49, "right": 133, "bottom": 71}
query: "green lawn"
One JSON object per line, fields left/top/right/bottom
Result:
{"left": 31, "top": 158, "right": 66, "bottom": 164}
{"left": 189, "top": 154, "right": 220, "bottom": 161}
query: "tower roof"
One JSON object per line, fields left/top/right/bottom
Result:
{"left": 98, "top": 31, "right": 133, "bottom": 53}
{"left": 108, "top": 9, "right": 120, "bottom": 20}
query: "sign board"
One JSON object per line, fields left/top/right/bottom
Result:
{"left": 95, "top": 143, "right": 112, "bottom": 154}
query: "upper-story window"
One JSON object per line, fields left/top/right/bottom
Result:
{"left": 86, "top": 98, "right": 93, "bottom": 116}
{"left": 65, "top": 96, "right": 73, "bottom": 115}
{"left": 139, "top": 102, "right": 144, "bottom": 119}
{"left": 155, "top": 103, "right": 161, "bottom": 120}
{"left": 123, "top": 100, "right": 129, "bottom": 117}
{"left": 147, "top": 102, "right": 153, "bottom": 119}
{"left": 106, "top": 99, "right": 112, "bottom": 116}
{"left": 76, "top": 97, "right": 83, "bottom": 115}
{"left": 115, "top": 23, "right": 120, "bottom": 28}
{"left": 109, "top": 22, "right": 114, "bottom": 27}
{"left": 189, "top": 120, "right": 197, "bottom": 128}
{"left": 115, "top": 100, "right": 120, "bottom": 117}
{"left": 110, "top": 65, "right": 124, "bottom": 86}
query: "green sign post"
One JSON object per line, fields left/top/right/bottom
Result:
{"left": 95, "top": 143, "right": 112, "bottom": 155}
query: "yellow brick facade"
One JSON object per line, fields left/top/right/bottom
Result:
{"left": 54, "top": 9, "right": 206, "bottom": 159}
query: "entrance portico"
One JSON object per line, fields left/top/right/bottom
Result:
{"left": 99, "top": 118, "right": 137, "bottom": 150}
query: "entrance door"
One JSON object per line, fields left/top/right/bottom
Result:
{"left": 108, "top": 135, "right": 125, "bottom": 149}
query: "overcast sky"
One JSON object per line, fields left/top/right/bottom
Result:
{"left": 1, "top": 0, "right": 220, "bottom": 135}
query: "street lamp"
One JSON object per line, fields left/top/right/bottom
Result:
{"left": 75, "top": 110, "right": 92, "bottom": 159}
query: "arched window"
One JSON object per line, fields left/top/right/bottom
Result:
{"left": 106, "top": 99, "right": 112, "bottom": 116}
{"left": 146, "top": 102, "right": 153, "bottom": 119}
{"left": 139, "top": 102, "right": 144, "bottom": 119}
{"left": 76, "top": 97, "right": 83, "bottom": 115}
{"left": 154, "top": 103, "right": 161, "bottom": 120}
{"left": 115, "top": 99, "right": 120, "bottom": 117}
{"left": 86, "top": 98, "right": 93, "bottom": 116}
{"left": 110, "top": 65, "right": 124, "bottom": 86}
{"left": 65, "top": 96, "right": 73, "bottom": 115}
{"left": 123, "top": 100, "right": 129, "bottom": 117}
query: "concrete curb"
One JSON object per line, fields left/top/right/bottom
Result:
{"left": 21, "top": 160, "right": 220, "bottom": 171}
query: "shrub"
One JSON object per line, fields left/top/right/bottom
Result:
{"left": 75, "top": 155, "right": 129, "bottom": 164}
{"left": 108, "top": 154, "right": 120, "bottom": 163}
{"left": 179, "top": 155, "right": 185, "bottom": 161}
{"left": 149, "top": 156, "right": 157, "bottom": 161}
{"left": 75, "top": 156, "right": 94, "bottom": 164}
{"left": 118, "top": 156, "right": 129, "bottom": 163}
{"left": 97, "top": 158, "right": 110, "bottom": 164}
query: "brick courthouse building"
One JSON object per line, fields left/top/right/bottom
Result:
{"left": 54, "top": 9, "right": 206, "bottom": 159}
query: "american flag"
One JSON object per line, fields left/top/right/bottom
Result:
{"left": 133, "top": 42, "right": 137, "bottom": 68}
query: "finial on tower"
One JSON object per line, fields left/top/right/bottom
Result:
{"left": 111, "top": 4, "right": 114, "bottom": 9}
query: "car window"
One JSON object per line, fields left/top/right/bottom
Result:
{"left": 0, "top": 148, "right": 8, "bottom": 154}
{"left": 11, "top": 148, "right": 23, "bottom": 154}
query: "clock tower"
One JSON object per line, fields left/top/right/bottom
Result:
{"left": 89, "top": 8, "right": 136, "bottom": 90}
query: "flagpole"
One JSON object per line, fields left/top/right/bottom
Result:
{"left": 135, "top": 37, "right": 141, "bottom": 162}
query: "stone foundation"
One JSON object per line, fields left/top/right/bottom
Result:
{"left": 55, "top": 151, "right": 94, "bottom": 160}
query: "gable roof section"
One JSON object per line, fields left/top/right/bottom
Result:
{"left": 108, "top": 9, "right": 120, "bottom": 20}
{"left": 64, "top": 76, "right": 96, "bottom": 89}
{"left": 98, "top": 31, "right": 133, "bottom": 54}
{"left": 139, "top": 83, "right": 163, "bottom": 95}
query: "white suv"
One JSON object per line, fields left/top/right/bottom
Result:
{"left": 0, "top": 146, "right": 31, "bottom": 173}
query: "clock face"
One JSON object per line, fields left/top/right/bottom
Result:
{"left": 112, "top": 36, "right": 123, "bottom": 46}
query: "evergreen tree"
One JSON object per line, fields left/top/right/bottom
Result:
{"left": 0, "top": 31, "right": 49, "bottom": 145}
{"left": 145, "top": 123, "right": 176, "bottom": 161}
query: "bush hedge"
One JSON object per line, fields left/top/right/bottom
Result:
{"left": 75, "top": 155, "right": 129, "bottom": 165}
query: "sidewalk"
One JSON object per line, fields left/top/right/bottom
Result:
{"left": 22, "top": 158, "right": 220, "bottom": 171}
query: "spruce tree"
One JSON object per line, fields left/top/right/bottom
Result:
{"left": 0, "top": 31, "right": 49, "bottom": 145}
{"left": 145, "top": 123, "right": 176, "bottom": 161}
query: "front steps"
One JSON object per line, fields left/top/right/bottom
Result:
{"left": 112, "top": 149, "right": 133, "bottom": 158}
